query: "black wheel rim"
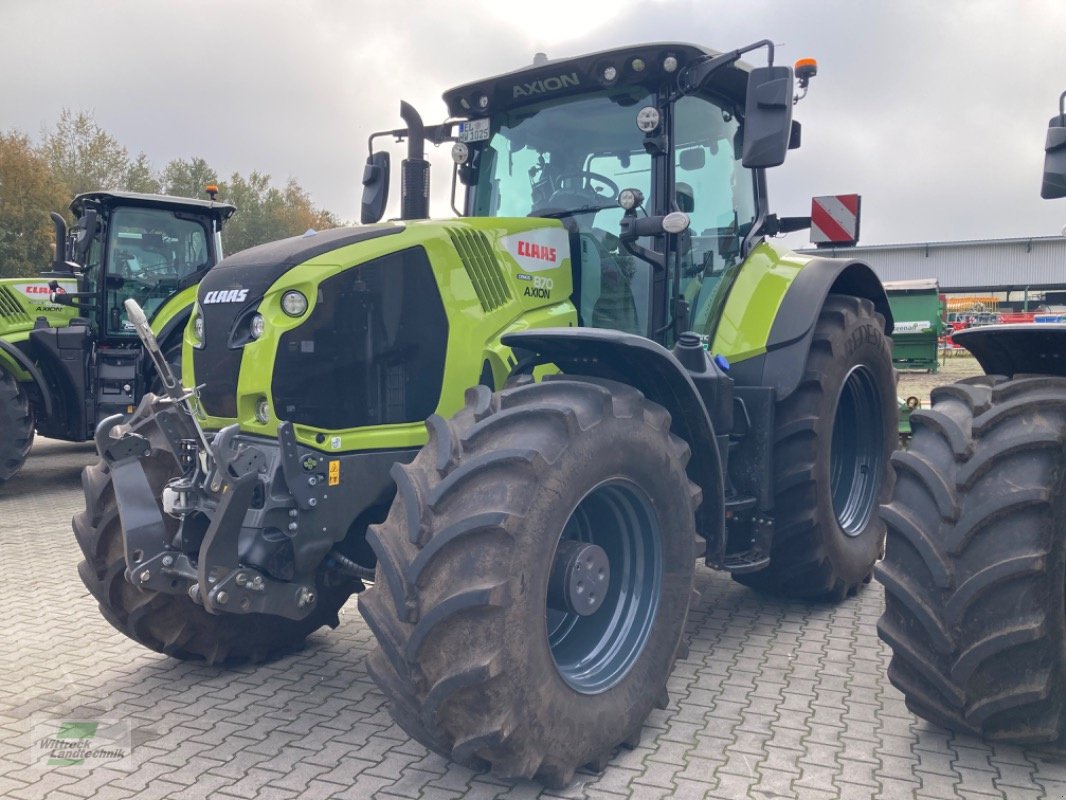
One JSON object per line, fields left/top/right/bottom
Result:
{"left": 830, "top": 364, "right": 885, "bottom": 535}
{"left": 546, "top": 479, "right": 662, "bottom": 694}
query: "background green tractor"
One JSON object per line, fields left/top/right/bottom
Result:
{"left": 0, "top": 190, "right": 234, "bottom": 486}
{"left": 877, "top": 91, "right": 1066, "bottom": 743}
{"left": 79, "top": 41, "right": 896, "bottom": 786}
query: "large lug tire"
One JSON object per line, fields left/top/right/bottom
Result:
{"left": 0, "top": 368, "right": 35, "bottom": 485}
{"left": 877, "top": 375, "right": 1066, "bottom": 742}
{"left": 735, "top": 294, "right": 896, "bottom": 600}
{"left": 73, "top": 412, "right": 354, "bottom": 665}
{"left": 359, "top": 377, "right": 701, "bottom": 787}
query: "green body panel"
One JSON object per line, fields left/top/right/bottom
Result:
{"left": 0, "top": 278, "right": 192, "bottom": 382}
{"left": 148, "top": 284, "right": 197, "bottom": 342}
{"left": 0, "top": 277, "right": 79, "bottom": 335}
{"left": 185, "top": 217, "right": 577, "bottom": 452}
{"left": 708, "top": 241, "right": 812, "bottom": 363}
{"left": 0, "top": 277, "right": 79, "bottom": 380}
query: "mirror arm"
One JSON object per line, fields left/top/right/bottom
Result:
{"left": 679, "top": 39, "right": 776, "bottom": 93}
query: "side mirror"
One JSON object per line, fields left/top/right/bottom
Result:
{"left": 73, "top": 209, "right": 98, "bottom": 260}
{"left": 360, "top": 151, "right": 391, "bottom": 224}
{"left": 1042, "top": 104, "right": 1066, "bottom": 199}
{"left": 741, "top": 66, "right": 794, "bottom": 169}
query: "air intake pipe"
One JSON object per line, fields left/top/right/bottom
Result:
{"left": 399, "top": 101, "right": 430, "bottom": 220}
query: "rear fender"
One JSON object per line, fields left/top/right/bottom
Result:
{"left": 501, "top": 328, "right": 725, "bottom": 548}
{"left": 953, "top": 324, "right": 1066, "bottom": 377}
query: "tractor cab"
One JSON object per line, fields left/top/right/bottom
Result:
{"left": 52, "top": 191, "right": 235, "bottom": 340}
{"left": 0, "top": 189, "right": 235, "bottom": 486}
{"left": 364, "top": 41, "right": 812, "bottom": 345}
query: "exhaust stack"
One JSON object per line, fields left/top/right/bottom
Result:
{"left": 399, "top": 101, "right": 430, "bottom": 220}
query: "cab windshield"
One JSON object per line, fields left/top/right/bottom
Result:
{"left": 101, "top": 207, "right": 211, "bottom": 335}
{"left": 470, "top": 87, "right": 757, "bottom": 340}
{"left": 472, "top": 87, "right": 654, "bottom": 335}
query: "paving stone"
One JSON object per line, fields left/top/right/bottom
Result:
{"left": 8, "top": 438, "right": 1066, "bottom": 800}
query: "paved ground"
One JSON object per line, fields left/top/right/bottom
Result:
{"left": 2, "top": 438, "right": 1066, "bottom": 800}
{"left": 896, "top": 354, "right": 983, "bottom": 408}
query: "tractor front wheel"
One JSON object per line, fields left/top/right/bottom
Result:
{"left": 74, "top": 411, "right": 355, "bottom": 664}
{"left": 0, "top": 368, "right": 34, "bottom": 486}
{"left": 359, "top": 377, "right": 700, "bottom": 787}
{"left": 735, "top": 293, "right": 896, "bottom": 600}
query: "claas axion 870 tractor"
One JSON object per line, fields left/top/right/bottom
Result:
{"left": 80, "top": 40, "right": 896, "bottom": 785}
{"left": 0, "top": 190, "right": 234, "bottom": 485}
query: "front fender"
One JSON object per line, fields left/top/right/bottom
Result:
{"left": 501, "top": 327, "right": 725, "bottom": 549}
{"left": 954, "top": 324, "right": 1066, "bottom": 378}
{"left": 0, "top": 339, "right": 53, "bottom": 418}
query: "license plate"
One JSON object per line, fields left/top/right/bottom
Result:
{"left": 458, "top": 118, "right": 490, "bottom": 143}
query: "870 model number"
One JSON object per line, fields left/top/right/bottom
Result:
{"left": 523, "top": 275, "right": 553, "bottom": 298}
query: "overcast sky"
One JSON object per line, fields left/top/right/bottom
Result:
{"left": 3, "top": 0, "right": 1066, "bottom": 246}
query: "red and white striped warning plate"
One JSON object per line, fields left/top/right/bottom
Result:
{"left": 811, "top": 194, "right": 861, "bottom": 245}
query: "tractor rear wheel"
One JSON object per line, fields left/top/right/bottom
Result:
{"left": 735, "top": 294, "right": 896, "bottom": 599}
{"left": 359, "top": 376, "right": 700, "bottom": 787}
{"left": 0, "top": 368, "right": 34, "bottom": 485}
{"left": 877, "top": 375, "right": 1066, "bottom": 742}
{"left": 74, "top": 411, "right": 354, "bottom": 665}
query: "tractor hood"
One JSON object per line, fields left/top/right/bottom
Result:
{"left": 0, "top": 277, "right": 78, "bottom": 337}
{"left": 192, "top": 225, "right": 402, "bottom": 418}
{"left": 187, "top": 217, "right": 576, "bottom": 438}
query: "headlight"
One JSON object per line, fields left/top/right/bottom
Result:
{"left": 281, "top": 290, "right": 308, "bottom": 317}
{"left": 192, "top": 306, "right": 204, "bottom": 345}
{"left": 255, "top": 397, "right": 270, "bottom": 424}
{"left": 250, "top": 313, "right": 265, "bottom": 339}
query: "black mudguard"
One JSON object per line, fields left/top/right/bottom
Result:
{"left": 954, "top": 324, "right": 1066, "bottom": 378}
{"left": 729, "top": 258, "right": 892, "bottom": 399}
{"left": 502, "top": 328, "right": 725, "bottom": 549}
{"left": 0, "top": 339, "right": 53, "bottom": 418}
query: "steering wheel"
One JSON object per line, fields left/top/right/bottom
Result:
{"left": 137, "top": 253, "right": 173, "bottom": 277}
{"left": 549, "top": 170, "right": 620, "bottom": 205}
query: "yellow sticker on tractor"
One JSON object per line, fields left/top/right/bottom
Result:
{"left": 328, "top": 460, "right": 340, "bottom": 486}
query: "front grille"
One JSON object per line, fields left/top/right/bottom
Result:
{"left": 0, "top": 287, "right": 29, "bottom": 324}
{"left": 446, "top": 228, "right": 511, "bottom": 312}
{"left": 272, "top": 246, "right": 448, "bottom": 430}
{"left": 193, "top": 304, "right": 246, "bottom": 418}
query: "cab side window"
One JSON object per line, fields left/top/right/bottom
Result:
{"left": 673, "top": 95, "right": 757, "bottom": 332}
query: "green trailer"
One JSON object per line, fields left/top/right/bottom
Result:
{"left": 884, "top": 278, "right": 942, "bottom": 372}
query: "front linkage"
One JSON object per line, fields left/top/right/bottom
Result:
{"left": 88, "top": 301, "right": 376, "bottom": 642}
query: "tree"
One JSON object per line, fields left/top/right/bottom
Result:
{"left": 124, "top": 153, "right": 161, "bottom": 194}
{"left": 0, "top": 132, "right": 70, "bottom": 278}
{"left": 161, "top": 157, "right": 218, "bottom": 199}
{"left": 38, "top": 109, "right": 129, "bottom": 196}
{"left": 218, "top": 172, "right": 338, "bottom": 255}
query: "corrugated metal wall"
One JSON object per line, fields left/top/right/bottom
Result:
{"left": 798, "top": 235, "right": 1066, "bottom": 291}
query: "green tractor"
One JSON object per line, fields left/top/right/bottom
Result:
{"left": 877, "top": 91, "right": 1066, "bottom": 743}
{"left": 78, "top": 41, "right": 896, "bottom": 785}
{"left": 0, "top": 190, "right": 234, "bottom": 485}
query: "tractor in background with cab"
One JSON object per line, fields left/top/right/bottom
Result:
{"left": 78, "top": 41, "right": 896, "bottom": 786}
{"left": 0, "top": 190, "right": 234, "bottom": 486}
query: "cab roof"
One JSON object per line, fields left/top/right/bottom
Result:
{"left": 442, "top": 42, "right": 751, "bottom": 118}
{"left": 69, "top": 190, "right": 237, "bottom": 221}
